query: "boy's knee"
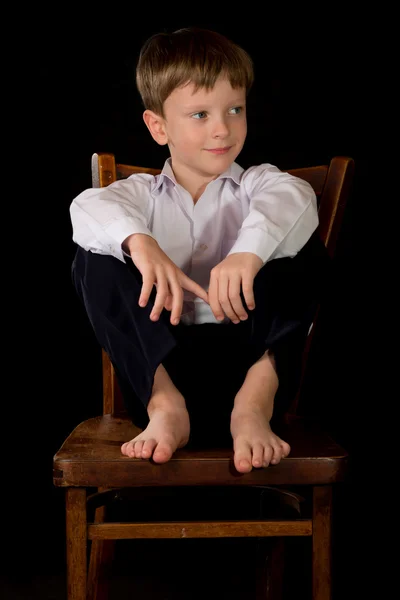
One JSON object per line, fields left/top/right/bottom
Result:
{"left": 72, "top": 246, "right": 142, "bottom": 291}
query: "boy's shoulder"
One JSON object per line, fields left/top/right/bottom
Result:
{"left": 239, "top": 162, "right": 290, "bottom": 189}
{"left": 241, "top": 162, "right": 283, "bottom": 179}
{"left": 123, "top": 159, "right": 174, "bottom": 191}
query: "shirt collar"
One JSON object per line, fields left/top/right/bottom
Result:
{"left": 153, "top": 157, "right": 243, "bottom": 192}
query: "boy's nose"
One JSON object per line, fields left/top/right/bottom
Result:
{"left": 212, "top": 119, "right": 229, "bottom": 138}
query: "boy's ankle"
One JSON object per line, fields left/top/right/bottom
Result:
{"left": 147, "top": 388, "right": 187, "bottom": 414}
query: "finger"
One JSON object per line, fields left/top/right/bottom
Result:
{"left": 228, "top": 274, "right": 248, "bottom": 321}
{"left": 218, "top": 271, "right": 240, "bottom": 323}
{"left": 164, "top": 294, "right": 173, "bottom": 312}
{"left": 150, "top": 271, "right": 169, "bottom": 321}
{"left": 242, "top": 273, "right": 255, "bottom": 310}
{"left": 167, "top": 276, "right": 184, "bottom": 325}
{"left": 180, "top": 273, "right": 209, "bottom": 304}
{"left": 139, "top": 270, "right": 155, "bottom": 308}
{"left": 208, "top": 272, "right": 224, "bottom": 321}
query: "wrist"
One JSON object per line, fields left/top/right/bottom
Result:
{"left": 122, "top": 233, "right": 155, "bottom": 253}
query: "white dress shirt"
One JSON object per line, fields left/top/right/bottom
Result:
{"left": 70, "top": 158, "right": 318, "bottom": 325}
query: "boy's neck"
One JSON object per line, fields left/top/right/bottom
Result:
{"left": 170, "top": 161, "right": 224, "bottom": 203}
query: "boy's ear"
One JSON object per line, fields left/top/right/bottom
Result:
{"left": 142, "top": 110, "right": 168, "bottom": 145}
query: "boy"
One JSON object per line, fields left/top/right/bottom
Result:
{"left": 70, "top": 27, "right": 327, "bottom": 473}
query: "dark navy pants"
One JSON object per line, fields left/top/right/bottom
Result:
{"left": 72, "top": 233, "right": 330, "bottom": 442}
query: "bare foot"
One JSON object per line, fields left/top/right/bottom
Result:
{"left": 230, "top": 351, "right": 291, "bottom": 473}
{"left": 121, "top": 364, "right": 190, "bottom": 463}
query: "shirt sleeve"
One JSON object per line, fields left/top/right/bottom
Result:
{"left": 69, "top": 174, "right": 155, "bottom": 262}
{"left": 228, "top": 164, "right": 319, "bottom": 263}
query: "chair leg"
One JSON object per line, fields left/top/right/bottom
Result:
{"left": 312, "top": 485, "right": 333, "bottom": 600}
{"left": 66, "top": 488, "right": 87, "bottom": 600}
{"left": 87, "top": 505, "right": 116, "bottom": 600}
{"left": 255, "top": 538, "right": 284, "bottom": 599}
{"left": 266, "top": 538, "right": 285, "bottom": 600}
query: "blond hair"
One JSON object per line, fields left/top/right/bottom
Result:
{"left": 136, "top": 27, "right": 254, "bottom": 116}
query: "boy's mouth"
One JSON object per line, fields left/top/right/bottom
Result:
{"left": 205, "top": 146, "right": 232, "bottom": 155}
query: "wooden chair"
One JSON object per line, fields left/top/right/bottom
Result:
{"left": 53, "top": 153, "right": 354, "bottom": 600}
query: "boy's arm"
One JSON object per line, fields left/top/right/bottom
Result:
{"left": 70, "top": 175, "right": 155, "bottom": 262}
{"left": 228, "top": 164, "right": 318, "bottom": 264}
{"left": 208, "top": 165, "right": 318, "bottom": 324}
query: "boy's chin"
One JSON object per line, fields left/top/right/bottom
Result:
{"left": 202, "top": 153, "right": 237, "bottom": 169}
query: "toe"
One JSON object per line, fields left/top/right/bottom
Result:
{"left": 127, "top": 442, "right": 137, "bottom": 458}
{"left": 127, "top": 442, "right": 138, "bottom": 458}
{"left": 153, "top": 442, "right": 174, "bottom": 464}
{"left": 234, "top": 439, "right": 253, "bottom": 473}
{"left": 262, "top": 445, "right": 274, "bottom": 467}
{"left": 270, "top": 442, "right": 284, "bottom": 464}
{"left": 281, "top": 441, "right": 291, "bottom": 457}
{"left": 141, "top": 438, "right": 157, "bottom": 459}
{"left": 133, "top": 440, "right": 145, "bottom": 458}
{"left": 121, "top": 441, "right": 131, "bottom": 456}
{"left": 251, "top": 443, "right": 264, "bottom": 468}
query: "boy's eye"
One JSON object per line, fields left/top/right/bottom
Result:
{"left": 191, "top": 106, "right": 243, "bottom": 119}
{"left": 192, "top": 111, "right": 207, "bottom": 119}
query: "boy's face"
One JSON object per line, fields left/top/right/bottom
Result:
{"left": 144, "top": 77, "right": 247, "bottom": 188}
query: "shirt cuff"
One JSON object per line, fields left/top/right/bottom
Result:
{"left": 227, "top": 229, "right": 279, "bottom": 264}
{"left": 104, "top": 218, "right": 154, "bottom": 261}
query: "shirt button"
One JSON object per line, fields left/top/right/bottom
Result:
{"left": 200, "top": 244, "right": 208, "bottom": 251}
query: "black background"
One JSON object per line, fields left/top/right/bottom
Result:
{"left": 6, "top": 9, "right": 383, "bottom": 599}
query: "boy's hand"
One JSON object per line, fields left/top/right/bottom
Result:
{"left": 123, "top": 234, "right": 209, "bottom": 325}
{"left": 209, "top": 253, "right": 263, "bottom": 323}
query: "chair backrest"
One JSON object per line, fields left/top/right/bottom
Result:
{"left": 91, "top": 153, "right": 354, "bottom": 416}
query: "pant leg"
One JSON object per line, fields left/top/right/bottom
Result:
{"left": 71, "top": 247, "right": 178, "bottom": 422}
{"left": 246, "top": 232, "right": 331, "bottom": 419}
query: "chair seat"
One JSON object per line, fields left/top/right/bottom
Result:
{"left": 53, "top": 415, "right": 348, "bottom": 488}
